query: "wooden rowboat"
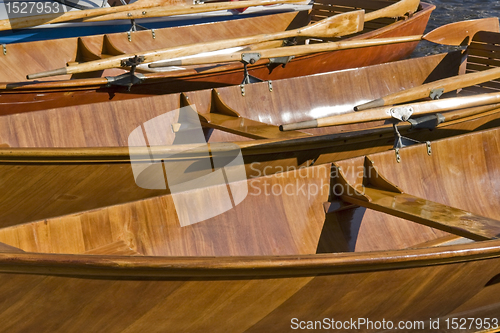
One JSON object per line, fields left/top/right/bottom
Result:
{"left": 0, "top": 0, "right": 434, "bottom": 113}
{"left": 0, "top": 0, "right": 304, "bottom": 44}
{"left": 0, "top": 124, "right": 500, "bottom": 331}
{"left": 1, "top": 30, "right": 500, "bottom": 227}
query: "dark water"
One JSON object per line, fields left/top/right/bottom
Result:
{"left": 412, "top": 0, "right": 500, "bottom": 57}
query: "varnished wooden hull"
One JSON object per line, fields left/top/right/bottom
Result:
{"left": 3, "top": 31, "right": 500, "bottom": 227}
{"left": 0, "top": 2, "right": 301, "bottom": 44}
{"left": 0, "top": 1, "right": 434, "bottom": 114}
{"left": 1, "top": 126, "right": 500, "bottom": 332}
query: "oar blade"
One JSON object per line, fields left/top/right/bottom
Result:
{"left": 364, "top": 0, "right": 419, "bottom": 22}
{"left": 424, "top": 17, "right": 500, "bottom": 46}
{"left": 299, "top": 10, "right": 365, "bottom": 38}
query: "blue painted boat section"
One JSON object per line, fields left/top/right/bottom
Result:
{"left": 0, "top": 10, "right": 287, "bottom": 44}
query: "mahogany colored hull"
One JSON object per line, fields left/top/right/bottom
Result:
{"left": 2, "top": 36, "right": 500, "bottom": 226}
{"left": 0, "top": 2, "right": 435, "bottom": 114}
{"left": 0, "top": 126, "right": 500, "bottom": 332}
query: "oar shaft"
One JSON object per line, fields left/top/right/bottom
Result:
{"left": 442, "top": 103, "right": 500, "bottom": 122}
{"left": 27, "top": 29, "right": 299, "bottom": 79}
{"left": 83, "top": 0, "right": 305, "bottom": 22}
{"left": 151, "top": 35, "right": 422, "bottom": 68}
{"left": 364, "top": 0, "right": 419, "bottom": 21}
{"left": 321, "top": 92, "right": 500, "bottom": 126}
{"left": 28, "top": 10, "right": 364, "bottom": 79}
{"left": 95, "top": 0, "right": 418, "bottom": 24}
{"left": 355, "top": 67, "right": 500, "bottom": 111}
{"left": 28, "top": 0, "right": 421, "bottom": 79}
{"left": 281, "top": 92, "right": 500, "bottom": 130}
{"left": 28, "top": 30, "right": 299, "bottom": 79}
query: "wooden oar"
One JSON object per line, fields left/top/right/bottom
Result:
{"left": 27, "top": 0, "right": 420, "bottom": 79}
{"left": 82, "top": 0, "right": 306, "bottom": 22}
{"left": 150, "top": 18, "right": 495, "bottom": 68}
{"left": 355, "top": 67, "right": 500, "bottom": 111}
{"left": 0, "top": 0, "right": 304, "bottom": 31}
{"left": 353, "top": 19, "right": 500, "bottom": 111}
{"left": 28, "top": 10, "right": 366, "bottom": 79}
{"left": 280, "top": 92, "right": 500, "bottom": 131}
{"left": 86, "top": 0, "right": 418, "bottom": 23}
{"left": 150, "top": 36, "right": 420, "bottom": 68}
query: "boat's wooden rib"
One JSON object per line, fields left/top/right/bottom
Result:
{"left": 72, "top": 35, "right": 127, "bottom": 65}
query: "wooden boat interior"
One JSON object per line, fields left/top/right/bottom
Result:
{"left": 2, "top": 31, "right": 500, "bottom": 148}
{"left": 0, "top": 124, "right": 498, "bottom": 257}
{"left": 3, "top": 3, "right": 500, "bottom": 332}
{"left": 0, "top": 0, "right": 434, "bottom": 83}
{"left": 0, "top": 9, "right": 307, "bottom": 82}
{"left": 1, "top": 31, "right": 500, "bottom": 229}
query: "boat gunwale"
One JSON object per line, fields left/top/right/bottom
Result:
{"left": 0, "top": 237, "right": 499, "bottom": 278}
{"left": 0, "top": 104, "right": 498, "bottom": 164}
{"left": 0, "top": 2, "right": 435, "bottom": 92}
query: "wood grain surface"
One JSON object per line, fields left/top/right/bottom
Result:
{"left": 0, "top": 127, "right": 500, "bottom": 331}
{"left": 0, "top": 1, "right": 436, "bottom": 113}
{"left": 3, "top": 46, "right": 500, "bottom": 227}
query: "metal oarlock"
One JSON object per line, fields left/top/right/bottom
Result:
{"left": 106, "top": 55, "right": 146, "bottom": 91}
{"left": 129, "top": 19, "right": 148, "bottom": 32}
{"left": 114, "top": 0, "right": 148, "bottom": 32}
{"left": 240, "top": 53, "right": 263, "bottom": 85}
{"left": 392, "top": 124, "right": 433, "bottom": 162}
{"left": 393, "top": 123, "right": 420, "bottom": 150}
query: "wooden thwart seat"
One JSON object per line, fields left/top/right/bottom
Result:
{"left": 332, "top": 157, "right": 500, "bottom": 241}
